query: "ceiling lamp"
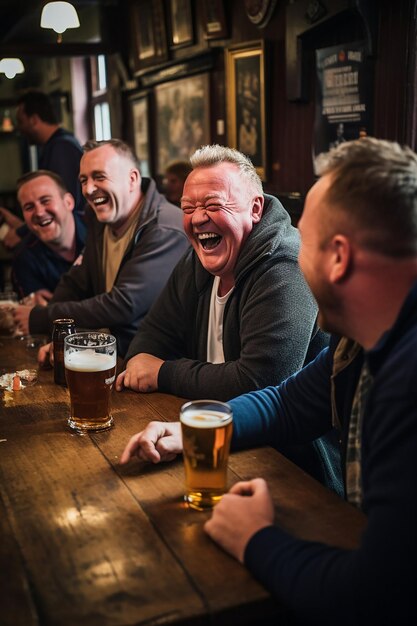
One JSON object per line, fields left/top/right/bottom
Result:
{"left": 0, "top": 58, "right": 25, "bottom": 79}
{"left": 40, "top": 2, "right": 80, "bottom": 43}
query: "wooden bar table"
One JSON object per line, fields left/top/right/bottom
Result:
{"left": 0, "top": 336, "right": 366, "bottom": 626}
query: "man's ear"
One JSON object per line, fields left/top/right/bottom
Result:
{"left": 129, "top": 168, "right": 140, "bottom": 191}
{"left": 251, "top": 195, "right": 264, "bottom": 224}
{"left": 328, "top": 234, "right": 352, "bottom": 283}
{"left": 63, "top": 192, "right": 75, "bottom": 212}
{"left": 30, "top": 113, "right": 41, "bottom": 127}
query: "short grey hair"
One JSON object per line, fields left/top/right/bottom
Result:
{"left": 190, "top": 144, "right": 263, "bottom": 195}
{"left": 316, "top": 137, "right": 417, "bottom": 258}
{"left": 83, "top": 139, "right": 139, "bottom": 169}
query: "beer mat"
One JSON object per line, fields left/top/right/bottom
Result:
{"left": 0, "top": 369, "right": 37, "bottom": 391}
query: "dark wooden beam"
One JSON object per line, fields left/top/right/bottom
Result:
{"left": 0, "top": 42, "right": 118, "bottom": 57}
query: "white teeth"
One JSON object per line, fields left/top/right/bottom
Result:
{"left": 38, "top": 218, "right": 53, "bottom": 227}
{"left": 197, "top": 232, "right": 219, "bottom": 240}
{"left": 93, "top": 197, "right": 107, "bottom": 205}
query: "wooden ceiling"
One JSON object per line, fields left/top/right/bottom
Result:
{"left": 0, "top": 0, "right": 123, "bottom": 56}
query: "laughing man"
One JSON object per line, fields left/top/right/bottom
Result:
{"left": 13, "top": 139, "right": 189, "bottom": 356}
{"left": 12, "top": 170, "right": 86, "bottom": 304}
{"left": 117, "top": 145, "right": 339, "bottom": 488}
{"left": 118, "top": 144, "right": 326, "bottom": 399}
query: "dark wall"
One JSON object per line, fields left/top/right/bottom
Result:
{"left": 123, "top": 0, "right": 417, "bottom": 198}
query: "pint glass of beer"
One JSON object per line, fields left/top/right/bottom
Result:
{"left": 64, "top": 332, "right": 116, "bottom": 432}
{"left": 180, "top": 400, "right": 233, "bottom": 510}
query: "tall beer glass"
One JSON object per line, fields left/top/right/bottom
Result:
{"left": 64, "top": 332, "right": 116, "bottom": 432}
{"left": 180, "top": 400, "right": 233, "bottom": 510}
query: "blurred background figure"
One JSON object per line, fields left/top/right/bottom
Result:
{"left": 16, "top": 90, "right": 84, "bottom": 215}
{"left": 163, "top": 160, "right": 192, "bottom": 206}
{"left": 0, "top": 90, "right": 84, "bottom": 250}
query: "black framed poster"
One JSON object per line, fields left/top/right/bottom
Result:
{"left": 313, "top": 41, "right": 373, "bottom": 173}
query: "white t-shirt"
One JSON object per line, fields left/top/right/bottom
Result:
{"left": 206, "top": 276, "right": 234, "bottom": 364}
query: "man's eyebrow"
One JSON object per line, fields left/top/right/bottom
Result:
{"left": 181, "top": 193, "right": 224, "bottom": 204}
{"left": 23, "top": 193, "right": 51, "bottom": 207}
{"left": 79, "top": 169, "right": 105, "bottom": 180}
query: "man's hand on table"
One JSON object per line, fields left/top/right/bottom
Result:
{"left": 116, "top": 353, "right": 164, "bottom": 393}
{"left": 204, "top": 478, "right": 275, "bottom": 563}
{"left": 38, "top": 342, "right": 53, "bottom": 368}
{"left": 0, "top": 207, "right": 23, "bottom": 249}
{"left": 120, "top": 421, "right": 182, "bottom": 464}
{"left": 34, "top": 289, "right": 53, "bottom": 306}
{"left": 13, "top": 304, "right": 33, "bottom": 336}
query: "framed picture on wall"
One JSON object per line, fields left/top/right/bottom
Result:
{"left": 155, "top": 73, "right": 210, "bottom": 175}
{"left": 131, "top": 0, "right": 168, "bottom": 72}
{"left": 169, "top": 0, "right": 194, "bottom": 48}
{"left": 130, "top": 94, "right": 151, "bottom": 178}
{"left": 202, "top": 0, "right": 227, "bottom": 39}
{"left": 225, "top": 41, "right": 267, "bottom": 180}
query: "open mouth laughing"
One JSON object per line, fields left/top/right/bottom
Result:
{"left": 197, "top": 232, "right": 222, "bottom": 250}
{"left": 34, "top": 216, "right": 54, "bottom": 228}
{"left": 90, "top": 194, "right": 110, "bottom": 210}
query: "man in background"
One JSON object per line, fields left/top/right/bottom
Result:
{"left": 0, "top": 90, "right": 84, "bottom": 248}
{"left": 13, "top": 139, "right": 189, "bottom": 357}
{"left": 12, "top": 170, "right": 86, "bottom": 304}
{"left": 163, "top": 160, "right": 192, "bottom": 206}
{"left": 16, "top": 90, "right": 84, "bottom": 214}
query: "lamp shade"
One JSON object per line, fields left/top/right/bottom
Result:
{"left": 0, "top": 58, "right": 25, "bottom": 79}
{"left": 40, "top": 2, "right": 80, "bottom": 34}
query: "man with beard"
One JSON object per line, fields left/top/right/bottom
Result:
{"left": 12, "top": 170, "right": 86, "bottom": 304}
{"left": 13, "top": 139, "right": 189, "bottom": 357}
{"left": 120, "top": 137, "right": 417, "bottom": 625}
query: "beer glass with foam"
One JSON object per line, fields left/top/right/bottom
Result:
{"left": 64, "top": 332, "right": 116, "bottom": 432}
{"left": 180, "top": 400, "right": 233, "bottom": 510}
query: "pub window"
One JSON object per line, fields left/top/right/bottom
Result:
{"left": 90, "top": 55, "right": 112, "bottom": 140}
{"left": 97, "top": 55, "right": 107, "bottom": 91}
{"left": 94, "top": 102, "right": 111, "bottom": 140}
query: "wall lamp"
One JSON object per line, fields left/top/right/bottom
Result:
{"left": 0, "top": 58, "right": 25, "bottom": 79}
{"left": 40, "top": 2, "right": 80, "bottom": 43}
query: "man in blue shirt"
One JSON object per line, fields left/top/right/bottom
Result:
{"left": 119, "top": 137, "right": 417, "bottom": 625}
{"left": 16, "top": 90, "right": 83, "bottom": 215}
{"left": 12, "top": 170, "right": 86, "bottom": 303}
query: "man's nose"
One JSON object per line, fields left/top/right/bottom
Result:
{"left": 33, "top": 202, "right": 45, "bottom": 216}
{"left": 191, "top": 207, "right": 209, "bottom": 224}
{"left": 83, "top": 179, "right": 97, "bottom": 196}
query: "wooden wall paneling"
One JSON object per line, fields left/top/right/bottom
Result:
{"left": 373, "top": 0, "right": 416, "bottom": 144}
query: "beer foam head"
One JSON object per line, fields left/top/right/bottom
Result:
{"left": 180, "top": 409, "right": 232, "bottom": 428}
{"left": 65, "top": 348, "right": 116, "bottom": 372}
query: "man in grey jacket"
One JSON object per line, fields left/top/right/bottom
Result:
{"left": 13, "top": 139, "right": 189, "bottom": 357}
